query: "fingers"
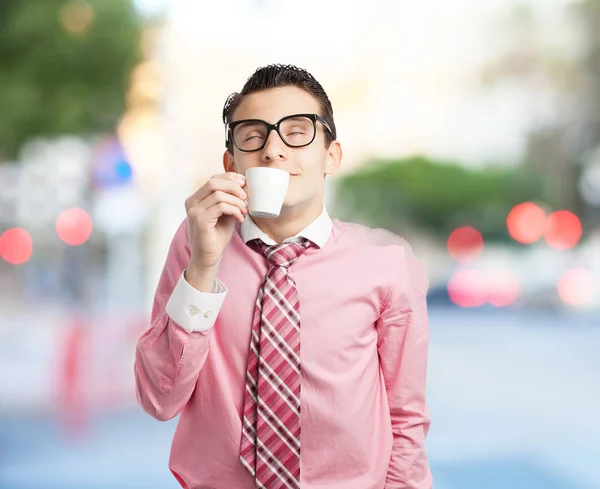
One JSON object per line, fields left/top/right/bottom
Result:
{"left": 186, "top": 173, "right": 246, "bottom": 211}
{"left": 198, "top": 189, "right": 248, "bottom": 217}
{"left": 185, "top": 173, "right": 249, "bottom": 226}
{"left": 205, "top": 201, "right": 246, "bottom": 224}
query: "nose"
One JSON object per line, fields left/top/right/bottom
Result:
{"left": 261, "top": 128, "right": 287, "bottom": 162}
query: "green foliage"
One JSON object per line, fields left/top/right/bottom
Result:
{"left": 334, "top": 156, "right": 551, "bottom": 242}
{"left": 0, "top": 0, "right": 142, "bottom": 160}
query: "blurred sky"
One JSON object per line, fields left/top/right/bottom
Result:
{"left": 134, "top": 0, "right": 171, "bottom": 16}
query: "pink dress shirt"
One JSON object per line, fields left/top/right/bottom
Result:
{"left": 134, "top": 210, "right": 432, "bottom": 489}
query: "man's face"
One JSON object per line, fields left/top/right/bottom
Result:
{"left": 223, "top": 86, "right": 342, "bottom": 214}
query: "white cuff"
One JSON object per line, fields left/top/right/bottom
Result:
{"left": 165, "top": 271, "right": 227, "bottom": 332}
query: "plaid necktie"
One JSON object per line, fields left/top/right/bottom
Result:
{"left": 240, "top": 238, "right": 311, "bottom": 489}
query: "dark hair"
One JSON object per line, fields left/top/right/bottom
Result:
{"left": 222, "top": 64, "right": 337, "bottom": 153}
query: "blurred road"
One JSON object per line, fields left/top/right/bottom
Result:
{"left": 1, "top": 307, "right": 599, "bottom": 489}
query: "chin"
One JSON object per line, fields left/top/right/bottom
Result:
{"left": 281, "top": 201, "right": 298, "bottom": 210}
{"left": 282, "top": 196, "right": 320, "bottom": 213}
{"left": 280, "top": 196, "right": 304, "bottom": 210}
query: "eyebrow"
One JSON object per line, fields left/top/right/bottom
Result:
{"left": 237, "top": 120, "right": 265, "bottom": 127}
{"left": 233, "top": 114, "right": 312, "bottom": 125}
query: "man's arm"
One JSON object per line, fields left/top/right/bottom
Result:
{"left": 134, "top": 219, "right": 226, "bottom": 421}
{"left": 376, "top": 242, "right": 432, "bottom": 489}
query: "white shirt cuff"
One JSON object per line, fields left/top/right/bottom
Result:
{"left": 165, "top": 271, "right": 227, "bottom": 332}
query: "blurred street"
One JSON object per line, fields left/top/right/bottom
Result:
{"left": 2, "top": 306, "right": 599, "bottom": 489}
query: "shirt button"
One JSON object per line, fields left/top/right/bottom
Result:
{"left": 188, "top": 306, "right": 198, "bottom": 316}
{"left": 204, "top": 310, "right": 213, "bottom": 318}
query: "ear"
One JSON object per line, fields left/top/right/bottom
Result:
{"left": 223, "top": 150, "right": 236, "bottom": 173}
{"left": 324, "top": 140, "right": 342, "bottom": 176}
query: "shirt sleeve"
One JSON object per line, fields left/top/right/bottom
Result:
{"left": 134, "top": 219, "right": 224, "bottom": 421}
{"left": 165, "top": 272, "right": 227, "bottom": 332}
{"left": 377, "top": 242, "right": 433, "bottom": 489}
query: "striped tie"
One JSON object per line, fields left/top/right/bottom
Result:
{"left": 240, "top": 238, "right": 311, "bottom": 489}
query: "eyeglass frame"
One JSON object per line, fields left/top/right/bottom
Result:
{"left": 225, "top": 113, "right": 334, "bottom": 152}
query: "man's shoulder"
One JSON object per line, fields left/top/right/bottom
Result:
{"left": 332, "top": 219, "right": 413, "bottom": 252}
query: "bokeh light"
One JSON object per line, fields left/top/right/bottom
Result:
{"left": 544, "top": 210, "right": 582, "bottom": 250}
{"left": 0, "top": 228, "right": 33, "bottom": 265}
{"left": 506, "top": 202, "right": 547, "bottom": 244}
{"left": 447, "top": 269, "right": 486, "bottom": 308}
{"left": 60, "top": 0, "right": 95, "bottom": 35}
{"left": 448, "top": 268, "right": 520, "bottom": 308}
{"left": 56, "top": 208, "right": 93, "bottom": 246}
{"left": 447, "top": 226, "right": 484, "bottom": 263}
{"left": 485, "top": 269, "right": 520, "bottom": 307}
{"left": 91, "top": 135, "right": 134, "bottom": 189}
{"left": 115, "top": 160, "right": 133, "bottom": 180}
{"left": 557, "top": 268, "right": 594, "bottom": 306}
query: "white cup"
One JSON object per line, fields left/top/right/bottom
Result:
{"left": 244, "top": 167, "right": 290, "bottom": 218}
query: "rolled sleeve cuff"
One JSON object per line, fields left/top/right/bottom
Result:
{"left": 165, "top": 271, "right": 227, "bottom": 332}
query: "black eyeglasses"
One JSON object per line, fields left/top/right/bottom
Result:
{"left": 225, "top": 113, "right": 333, "bottom": 152}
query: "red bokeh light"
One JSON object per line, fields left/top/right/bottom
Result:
{"left": 485, "top": 269, "right": 520, "bottom": 307}
{"left": 0, "top": 228, "right": 33, "bottom": 265}
{"left": 448, "top": 268, "right": 520, "bottom": 308}
{"left": 447, "top": 226, "right": 484, "bottom": 263}
{"left": 557, "top": 268, "right": 594, "bottom": 306}
{"left": 447, "top": 269, "right": 486, "bottom": 308}
{"left": 545, "top": 210, "right": 582, "bottom": 250}
{"left": 56, "top": 208, "right": 93, "bottom": 246}
{"left": 506, "top": 202, "right": 546, "bottom": 244}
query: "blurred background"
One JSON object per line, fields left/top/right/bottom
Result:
{"left": 1, "top": 0, "right": 600, "bottom": 488}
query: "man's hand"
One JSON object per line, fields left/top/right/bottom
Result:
{"left": 184, "top": 172, "right": 248, "bottom": 291}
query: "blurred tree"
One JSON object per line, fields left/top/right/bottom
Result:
{"left": 334, "top": 156, "right": 549, "bottom": 243}
{"left": 0, "top": 0, "right": 141, "bottom": 161}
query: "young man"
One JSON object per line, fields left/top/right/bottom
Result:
{"left": 135, "top": 64, "right": 432, "bottom": 489}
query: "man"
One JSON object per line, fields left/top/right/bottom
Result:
{"left": 135, "top": 64, "right": 432, "bottom": 489}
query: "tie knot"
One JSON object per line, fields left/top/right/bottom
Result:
{"left": 252, "top": 238, "right": 311, "bottom": 268}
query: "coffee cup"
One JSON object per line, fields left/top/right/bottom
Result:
{"left": 244, "top": 167, "right": 290, "bottom": 218}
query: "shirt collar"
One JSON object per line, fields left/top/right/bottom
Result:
{"left": 240, "top": 207, "right": 332, "bottom": 249}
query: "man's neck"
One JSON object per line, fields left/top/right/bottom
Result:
{"left": 251, "top": 202, "right": 323, "bottom": 244}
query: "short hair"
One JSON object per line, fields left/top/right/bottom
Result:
{"left": 222, "top": 64, "right": 337, "bottom": 152}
